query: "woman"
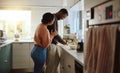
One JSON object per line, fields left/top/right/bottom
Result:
{"left": 31, "top": 12, "right": 57, "bottom": 73}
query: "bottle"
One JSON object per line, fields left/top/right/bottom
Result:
{"left": 77, "top": 39, "right": 83, "bottom": 52}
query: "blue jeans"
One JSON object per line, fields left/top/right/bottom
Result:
{"left": 31, "top": 45, "right": 46, "bottom": 73}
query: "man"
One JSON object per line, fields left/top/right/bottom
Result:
{"left": 45, "top": 8, "right": 68, "bottom": 73}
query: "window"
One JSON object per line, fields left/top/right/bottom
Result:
{"left": 68, "top": 10, "right": 84, "bottom": 41}
{"left": 0, "top": 10, "right": 31, "bottom": 39}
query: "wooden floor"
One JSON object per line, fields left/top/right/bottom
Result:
{"left": 9, "top": 69, "right": 33, "bottom": 73}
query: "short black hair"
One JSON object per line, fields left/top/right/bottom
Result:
{"left": 58, "top": 8, "right": 68, "bottom": 16}
{"left": 41, "top": 12, "right": 54, "bottom": 24}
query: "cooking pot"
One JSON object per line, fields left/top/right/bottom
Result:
{"left": 0, "top": 30, "right": 3, "bottom": 37}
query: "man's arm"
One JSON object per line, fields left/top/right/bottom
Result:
{"left": 54, "top": 34, "right": 67, "bottom": 45}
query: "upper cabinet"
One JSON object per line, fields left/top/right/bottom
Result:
{"left": 67, "top": 0, "right": 80, "bottom": 8}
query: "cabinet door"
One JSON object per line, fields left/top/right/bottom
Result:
{"left": 67, "top": 0, "right": 74, "bottom": 7}
{"left": 0, "top": 44, "right": 12, "bottom": 73}
{"left": 64, "top": 51, "right": 75, "bottom": 73}
{"left": 29, "top": 42, "right": 34, "bottom": 68}
{"left": 74, "top": 0, "right": 79, "bottom": 4}
{"left": 5, "top": 44, "right": 12, "bottom": 73}
{"left": 67, "top": 0, "right": 79, "bottom": 7}
{"left": 12, "top": 43, "right": 29, "bottom": 69}
{"left": 60, "top": 49, "right": 75, "bottom": 73}
{"left": 60, "top": 49, "right": 66, "bottom": 73}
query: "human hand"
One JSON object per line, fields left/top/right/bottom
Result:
{"left": 51, "top": 29, "right": 58, "bottom": 36}
{"left": 62, "top": 40, "right": 67, "bottom": 45}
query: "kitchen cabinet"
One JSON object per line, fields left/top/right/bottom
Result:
{"left": 12, "top": 43, "right": 29, "bottom": 69}
{"left": 12, "top": 42, "right": 34, "bottom": 69}
{"left": 60, "top": 48, "right": 75, "bottom": 73}
{"left": 29, "top": 42, "right": 34, "bottom": 68}
{"left": 67, "top": 0, "right": 79, "bottom": 8}
{"left": 0, "top": 44, "right": 12, "bottom": 73}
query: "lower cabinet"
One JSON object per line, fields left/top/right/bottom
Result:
{"left": 12, "top": 42, "right": 34, "bottom": 69}
{"left": 0, "top": 44, "right": 12, "bottom": 73}
{"left": 12, "top": 43, "right": 30, "bottom": 69}
{"left": 60, "top": 49, "right": 75, "bottom": 73}
{"left": 29, "top": 42, "right": 34, "bottom": 68}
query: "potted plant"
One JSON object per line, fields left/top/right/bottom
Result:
{"left": 64, "top": 25, "right": 70, "bottom": 34}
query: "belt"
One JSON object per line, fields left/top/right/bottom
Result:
{"left": 35, "top": 44, "right": 44, "bottom": 48}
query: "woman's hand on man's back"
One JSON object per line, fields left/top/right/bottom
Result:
{"left": 51, "top": 29, "right": 58, "bottom": 37}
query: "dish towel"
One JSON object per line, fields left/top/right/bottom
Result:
{"left": 45, "top": 44, "right": 60, "bottom": 73}
{"left": 85, "top": 25, "right": 119, "bottom": 73}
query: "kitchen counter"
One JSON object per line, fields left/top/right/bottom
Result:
{"left": 0, "top": 39, "right": 84, "bottom": 65}
{"left": 0, "top": 39, "right": 34, "bottom": 48}
{"left": 12, "top": 39, "right": 34, "bottom": 43}
{"left": 58, "top": 44, "right": 84, "bottom": 66}
{"left": 0, "top": 40, "right": 13, "bottom": 48}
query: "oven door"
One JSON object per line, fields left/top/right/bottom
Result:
{"left": 75, "top": 61, "right": 83, "bottom": 73}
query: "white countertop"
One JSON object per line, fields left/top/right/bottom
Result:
{"left": 0, "top": 40, "right": 13, "bottom": 48}
{"left": 58, "top": 44, "right": 84, "bottom": 66}
{"left": 0, "top": 39, "right": 34, "bottom": 48}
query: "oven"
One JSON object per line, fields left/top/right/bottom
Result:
{"left": 89, "top": 0, "right": 120, "bottom": 25}
{"left": 75, "top": 61, "right": 83, "bottom": 73}
{"left": 84, "top": 0, "right": 120, "bottom": 73}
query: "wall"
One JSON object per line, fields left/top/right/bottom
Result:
{"left": 0, "top": 0, "right": 68, "bottom": 39}
{"left": 30, "top": 7, "right": 62, "bottom": 37}
{"left": 0, "top": 0, "right": 76, "bottom": 39}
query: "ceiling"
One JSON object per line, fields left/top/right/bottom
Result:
{"left": 0, "top": 0, "right": 65, "bottom": 7}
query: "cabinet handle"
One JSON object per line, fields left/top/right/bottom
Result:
{"left": 61, "top": 66, "right": 64, "bottom": 69}
{"left": 18, "top": 43, "right": 23, "bottom": 44}
{"left": 68, "top": 65, "right": 71, "bottom": 68}
{"left": 4, "top": 60, "right": 8, "bottom": 63}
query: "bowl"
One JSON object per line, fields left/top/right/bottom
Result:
{"left": 68, "top": 44, "right": 77, "bottom": 50}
